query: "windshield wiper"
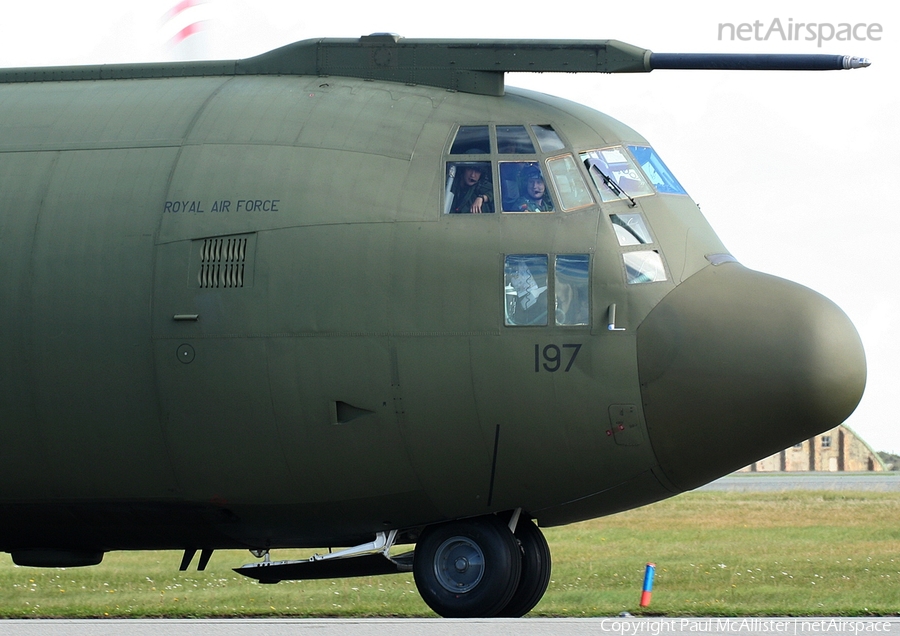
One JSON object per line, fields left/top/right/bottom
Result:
{"left": 584, "top": 158, "right": 636, "bottom": 207}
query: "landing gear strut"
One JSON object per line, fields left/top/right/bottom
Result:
{"left": 412, "top": 513, "right": 551, "bottom": 618}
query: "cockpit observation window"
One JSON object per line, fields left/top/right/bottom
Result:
{"left": 624, "top": 251, "right": 666, "bottom": 284}
{"left": 505, "top": 253, "right": 591, "bottom": 326}
{"left": 497, "top": 125, "right": 536, "bottom": 154}
{"left": 547, "top": 156, "right": 593, "bottom": 211}
{"left": 581, "top": 147, "right": 654, "bottom": 203}
{"left": 532, "top": 125, "right": 566, "bottom": 152}
{"left": 500, "top": 162, "right": 554, "bottom": 212}
{"left": 450, "top": 126, "right": 491, "bottom": 154}
{"left": 555, "top": 255, "right": 590, "bottom": 326}
{"left": 627, "top": 146, "right": 687, "bottom": 195}
{"left": 505, "top": 255, "right": 549, "bottom": 326}
{"left": 610, "top": 213, "right": 653, "bottom": 246}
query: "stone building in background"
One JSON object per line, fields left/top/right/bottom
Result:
{"left": 740, "top": 424, "right": 886, "bottom": 472}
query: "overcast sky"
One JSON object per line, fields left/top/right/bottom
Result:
{"left": 2, "top": 0, "right": 897, "bottom": 454}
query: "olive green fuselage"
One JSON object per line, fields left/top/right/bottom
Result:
{"left": 0, "top": 70, "right": 863, "bottom": 555}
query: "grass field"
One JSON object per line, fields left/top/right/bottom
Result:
{"left": 1, "top": 490, "right": 898, "bottom": 618}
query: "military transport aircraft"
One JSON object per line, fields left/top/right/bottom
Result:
{"left": 0, "top": 36, "right": 868, "bottom": 617}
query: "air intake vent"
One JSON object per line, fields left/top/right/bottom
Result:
{"left": 198, "top": 237, "right": 247, "bottom": 288}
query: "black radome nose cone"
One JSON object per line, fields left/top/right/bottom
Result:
{"left": 637, "top": 263, "right": 866, "bottom": 492}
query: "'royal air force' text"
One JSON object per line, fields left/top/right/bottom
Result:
{"left": 163, "top": 199, "right": 281, "bottom": 214}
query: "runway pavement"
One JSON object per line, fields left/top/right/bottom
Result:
{"left": 2, "top": 618, "right": 899, "bottom": 636}
{"left": 698, "top": 472, "right": 900, "bottom": 492}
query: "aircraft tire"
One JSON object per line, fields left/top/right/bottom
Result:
{"left": 413, "top": 515, "right": 522, "bottom": 618}
{"left": 495, "top": 517, "right": 552, "bottom": 617}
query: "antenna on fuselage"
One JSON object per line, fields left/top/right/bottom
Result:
{"left": 0, "top": 36, "right": 870, "bottom": 95}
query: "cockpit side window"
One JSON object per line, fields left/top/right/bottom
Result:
{"left": 500, "top": 162, "right": 554, "bottom": 212}
{"left": 444, "top": 161, "right": 494, "bottom": 214}
{"left": 546, "top": 155, "right": 593, "bottom": 211}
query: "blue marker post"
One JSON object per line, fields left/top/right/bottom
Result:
{"left": 640, "top": 563, "right": 656, "bottom": 607}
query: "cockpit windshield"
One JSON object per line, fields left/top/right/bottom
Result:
{"left": 580, "top": 145, "right": 687, "bottom": 200}
{"left": 627, "top": 146, "right": 687, "bottom": 195}
{"left": 580, "top": 147, "right": 654, "bottom": 202}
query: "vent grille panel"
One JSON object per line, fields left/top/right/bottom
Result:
{"left": 198, "top": 237, "right": 247, "bottom": 289}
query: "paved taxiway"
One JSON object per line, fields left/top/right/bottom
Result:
{"left": 699, "top": 472, "right": 900, "bottom": 492}
{"left": 3, "top": 618, "right": 900, "bottom": 636}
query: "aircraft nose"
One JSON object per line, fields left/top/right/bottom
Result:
{"left": 636, "top": 263, "right": 866, "bottom": 492}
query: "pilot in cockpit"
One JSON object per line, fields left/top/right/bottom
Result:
{"left": 447, "top": 162, "right": 494, "bottom": 214}
{"left": 511, "top": 166, "right": 554, "bottom": 212}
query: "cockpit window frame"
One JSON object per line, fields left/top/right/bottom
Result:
{"left": 443, "top": 124, "right": 581, "bottom": 217}
{"left": 573, "top": 144, "right": 672, "bottom": 285}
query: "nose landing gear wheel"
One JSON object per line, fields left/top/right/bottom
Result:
{"left": 413, "top": 515, "right": 522, "bottom": 618}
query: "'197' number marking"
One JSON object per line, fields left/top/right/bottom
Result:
{"left": 535, "top": 344, "right": 582, "bottom": 373}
